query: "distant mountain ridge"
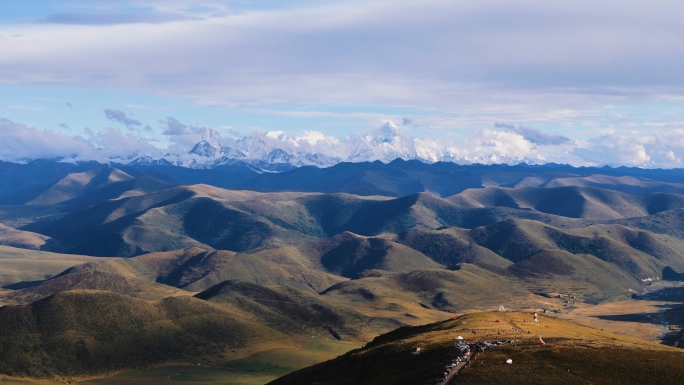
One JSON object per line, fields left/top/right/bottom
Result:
{"left": 4, "top": 159, "right": 684, "bottom": 201}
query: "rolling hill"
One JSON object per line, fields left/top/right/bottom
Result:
{"left": 20, "top": 186, "right": 317, "bottom": 257}
{"left": 11, "top": 170, "right": 684, "bottom": 259}
{"left": 447, "top": 185, "right": 684, "bottom": 219}
{"left": 269, "top": 311, "right": 684, "bottom": 385}
{"left": 0, "top": 290, "right": 291, "bottom": 378}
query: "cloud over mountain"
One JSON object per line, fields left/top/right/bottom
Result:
{"left": 496, "top": 123, "right": 571, "bottom": 146}
{"left": 3, "top": 116, "right": 684, "bottom": 168}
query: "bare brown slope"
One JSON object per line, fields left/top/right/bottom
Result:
{"left": 0, "top": 223, "right": 66, "bottom": 252}
{"left": 60, "top": 174, "right": 173, "bottom": 210}
{"left": 0, "top": 290, "right": 290, "bottom": 378}
{"left": 27, "top": 166, "right": 134, "bottom": 205}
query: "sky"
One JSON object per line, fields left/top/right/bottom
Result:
{"left": 2, "top": 0, "right": 684, "bottom": 167}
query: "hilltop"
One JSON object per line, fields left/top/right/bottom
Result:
{"left": 270, "top": 311, "right": 684, "bottom": 385}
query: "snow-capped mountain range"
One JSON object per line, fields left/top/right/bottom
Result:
{"left": 132, "top": 121, "right": 466, "bottom": 169}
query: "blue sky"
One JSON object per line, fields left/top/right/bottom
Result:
{"left": 2, "top": 0, "right": 684, "bottom": 167}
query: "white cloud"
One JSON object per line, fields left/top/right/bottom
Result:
{"left": 573, "top": 134, "right": 650, "bottom": 167}
{"left": 495, "top": 123, "right": 570, "bottom": 146}
{"left": 0, "top": 118, "right": 159, "bottom": 162}
{"left": 440, "top": 127, "right": 684, "bottom": 168}
{"left": 454, "top": 129, "right": 539, "bottom": 164}
{"left": 3, "top": 0, "right": 684, "bottom": 111}
{"left": 0, "top": 119, "right": 90, "bottom": 161}
{"left": 566, "top": 129, "right": 684, "bottom": 168}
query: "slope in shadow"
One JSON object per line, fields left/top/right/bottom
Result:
{"left": 320, "top": 236, "right": 389, "bottom": 278}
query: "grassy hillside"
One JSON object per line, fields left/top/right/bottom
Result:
{"left": 269, "top": 311, "right": 684, "bottom": 385}
{"left": 21, "top": 186, "right": 317, "bottom": 257}
{"left": 320, "top": 265, "right": 535, "bottom": 316}
{"left": 5, "top": 185, "right": 621, "bottom": 258}
{"left": 0, "top": 290, "right": 290, "bottom": 378}
{"left": 195, "top": 280, "right": 374, "bottom": 340}
{"left": 1, "top": 268, "right": 189, "bottom": 304}
{"left": 390, "top": 219, "right": 683, "bottom": 301}
{"left": 8, "top": 211, "right": 681, "bottom": 309}
{"left": 15, "top": 182, "right": 684, "bottom": 259}
{"left": 395, "top": 227, "right": 513, "bottom": 271}
{"left": 0, "top": 246, "right": 348, "bottom": 303}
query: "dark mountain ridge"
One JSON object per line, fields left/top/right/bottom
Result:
{"left": 4, "top": 159, "right": 684, "bottom": 202}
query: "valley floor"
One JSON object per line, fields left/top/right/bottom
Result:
{"left": 560, "top": 282, "right": 684, "bottom": 346}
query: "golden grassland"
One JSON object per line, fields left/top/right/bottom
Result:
{"left": 561, "top": 300, "right": 669, "bottom": 340}
{"left": 269, "top": 311, "right": 684, "bottom": 385}
{"left": 0, "top": 246, "right": 107, "bottom": 306}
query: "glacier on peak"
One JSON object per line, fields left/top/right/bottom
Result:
{"left": 133, "top": 120, "right": 462, "bottom": 168}
{"left": 189, "top": 140, "right": 218, "bottom": 157}
{"left": 369, "top": 120, "right": 400, "bottom": 144}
